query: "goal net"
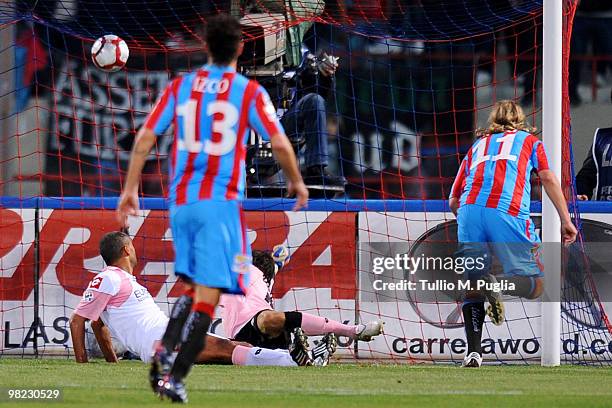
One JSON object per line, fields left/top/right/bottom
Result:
{"left": 1, "top": 0, "right": 611, "bottom": 364}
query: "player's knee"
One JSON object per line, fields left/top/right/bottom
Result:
{"left": 196, "top": 335, "right": 234, "bottom": 364}
{"left": 526, "top": 277, "right": 544, "bottom": 299}
{"left": 256, "top": 311, "right": 285, "bottom": 337}
{"left": 465, "top": 290, "right": 485, "bottom": 303}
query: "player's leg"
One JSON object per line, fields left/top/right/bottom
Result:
{"left": 230, "top": 345, "right": 300, "bottom": 367}
{"left": 164, "top": 201, "right": 253, "bottom": 402}
{"left": 160, "top": 284, "right": 194, "bottom": 353}
{"left": 153, "top": 334, "right": 308, "bottom": 369}
{"left": 461, "top": 297, "right": 485, "bottom": 368}
{"left": 457, "top": 204, "right": 488, "bottom": 367}
{"left": 169, "top": 284, "right": 221, "bottom": 376}
{"left": 233, "top": 310, "right": 291, "bottom": 349}
{"left": 161, "top": 201, "right": 237, "bottom": 402}
{"left": 253, "top": 310, "right": 383, "bottom": 343}
{"left": 459, "top": 206, "right": 507, "bottom": 327}
{"left": 161, "top": 209, "right": 196, "bottom": 353}
{"left": 236, "top": 311, "right": 293, "bottom": 349}
{"left": 505, "top": 275, "right": 543, "bottom": 299}
{"left": 272, "top": 311, "right": 383, "bottom": 341}
{"left": 150, "top": 207, "right": 197, "bottom": 394}
{"left": 295, "top": 311, "right": 356, "bottom": 338}
{"left": 487, "top": 210, "right": 545, "bottom": 300}
{"left": 150, "top": 287, "right": 192, "bottom": 391}
{"left": 298, "top": 312, "right": 383, "bottom": 341}
{"left": 255, "top": 310, "right": 287, "bottom": 338}
{"left": 232, "top": 313, "right": 337, "bottom": 366}
{"left": 159, "top": 284, "right": 220, "bottom": 402}
{"left": 195, "top": 334, "right": 301, "bottom": 367}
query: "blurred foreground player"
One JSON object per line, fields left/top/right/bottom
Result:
{"left": 117, "top": 14, "right": 308, "bottom": 402}
{"left": 70, "top": 232, "right": 335, "bottom": 368}
{"left": 449, "top": 100, "right": 577, "bottom": 368}
{"left": 220, "top": 248, "right": 384, "bottom": 353}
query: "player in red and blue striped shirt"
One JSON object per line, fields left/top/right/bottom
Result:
{"left": 451, "top": 128, "right": 549, "bottom": 218}
{"left": 117, "top": 14, "right": 307, "bottom": 401}
{"left": 449, "top": 100, "right": 576, "bottom": 368}
{"left": 142, "top": 58, "right": 292, "bottom": 205}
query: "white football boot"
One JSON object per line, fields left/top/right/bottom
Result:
{"left": 356, "top": 320, "right": 385, "bottom": 341}
{"left": 462, "top": 352, "right": 483, "bottom": 368}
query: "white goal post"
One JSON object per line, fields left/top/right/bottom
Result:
{"left": 541, "top": 0, "right": 563, "bottom": 367}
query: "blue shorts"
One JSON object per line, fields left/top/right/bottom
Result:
{"left": 456, "top": 204, "right": 543, "bottom": 278}
{"left": 170, "top": 200, "right": 251, "bottom": 295}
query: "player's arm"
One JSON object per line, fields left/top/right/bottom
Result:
{"left": 91, "top": 319, "right": 118, "bottom": 363}
{"left": 69, "top": 313, "right": 89, "bottom": 363}
{"left": 270, "top": 135, "right": 308, "bottom": 210}
{"left": 70, "top": 274, "right": 116, "bottom": 363}
{"left": 117, "top": 80, "right": 176, "bottom": 226}
{"left": 449, "top": 198, "right": 459, "bottom": 216}
{"left": 532, "top": 139, "right": 577, "bottom": 245}
{"left": 538, "top": 169, "right": 577, "bottom": 244}
{"left": 449, "top": 158, "right": 467, "bottom": 216}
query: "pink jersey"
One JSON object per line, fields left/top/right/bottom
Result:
{"left": 74, "top": 266, "right": 168, "bottom": 363}
{"left": 219, "top": 265, "right": 272, "bottom": 338}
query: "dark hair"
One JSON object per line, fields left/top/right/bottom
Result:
{"left": 205, "top": 13, "right": 242, "bottom": 65}
{"left": 99, "top": 231, "right": 130, "bottom": 266}
{"left": 252, "top": 250, "right": 276, "bottom": 285}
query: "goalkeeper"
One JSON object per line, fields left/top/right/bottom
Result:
{"left": 449, "top": 100, "right": 577, "bottom": 368}
{"left": 220, "top": 248, "right": 384, "bottom": 349}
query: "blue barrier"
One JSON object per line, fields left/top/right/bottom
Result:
{"left": 1, "top": 197, "right": 612, "bottom": 213}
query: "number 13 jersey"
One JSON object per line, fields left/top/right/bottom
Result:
{"left": 451, "top": 130, "right": 550, "bottom": 219}
{"left": 143, "top": 64, "right": 283, "bottom": 207}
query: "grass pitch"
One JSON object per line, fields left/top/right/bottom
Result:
{"left": 0, "top": 359, "right": 611, "bottom": 407}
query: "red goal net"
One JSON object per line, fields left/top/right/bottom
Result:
{"left": 2, "top": 0, "right": 611, "bottom": 364}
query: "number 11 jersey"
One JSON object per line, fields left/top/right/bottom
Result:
{"left": 451, "top": 130, "right": 550, "bottom": 219}
{"left": 143, "top": 64, "right": 283, "bottom": 207}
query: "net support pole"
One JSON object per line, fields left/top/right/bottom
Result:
{"left": 0, "top": 2, "right": 16, "bottom": 195}
{"left": 541, "top": 0, "right": 562, "bottom": 367}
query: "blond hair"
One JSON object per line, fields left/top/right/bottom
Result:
{"left": 476, "top": 100, "right": 536, "bottom": 137}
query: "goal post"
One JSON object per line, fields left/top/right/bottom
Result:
{"left": 0, "top": 0, "right": 16, "bottom": 196}
{"left": 541, "top": 0, "right": 563, "bottom": 367}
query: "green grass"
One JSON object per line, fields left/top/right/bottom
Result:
{"left": 0, "top": 359, "right": 611, "bottom": 407}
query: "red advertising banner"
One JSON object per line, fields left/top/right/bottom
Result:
{"left": 0, "top": 209, "right": 356, "bottom": 302}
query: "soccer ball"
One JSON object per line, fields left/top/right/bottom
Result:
{"left": 271, "top": 244, "right": 290, "bottom": 270}
{"left": 91, "top": 35, "right": 129, "bottom": 72}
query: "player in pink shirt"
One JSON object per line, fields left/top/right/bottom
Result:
{"left": 220, "top": 248, "right": 384, "bottom": 350}
{"left": 70, "top": 232, "right": 335, "bottom": 369}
